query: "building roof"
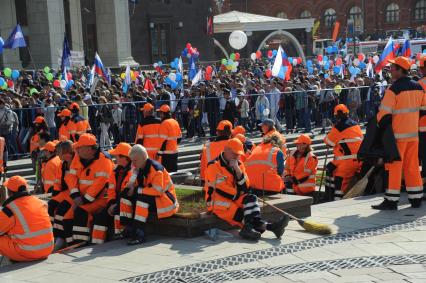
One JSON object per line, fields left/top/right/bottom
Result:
{"left": 214, "top": 11, "right": 314, "bottom": 33}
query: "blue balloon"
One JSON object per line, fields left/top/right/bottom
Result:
{"left": 174, "top": 58, "right": 179, "bottom": 64}
{"left": 228, "top": 59, "right": 234, "bottom": 65}
{"left": 333, "top": 66, "right": 340, "bottom": 73}
{"left": 349, "top": 66, "right": 356, "bottom": 75}
{"left": 68, "top": 79, "right": 74, "bottom": 85}
{"left": 307, "top": 60, "right": 313, "bottom": 66}
{"left": 272, "top": 50, "right": 278, "bottom": 57}
{"left": 158, "top": 61, "right": 163, "bottom": 67}
{"left": 176, "top": 73, "right": 182, "bottom": 82}
{"left": 324, "top": 74, "right": 329, "bottom": 78}
{"left": 359, "top": 62, "right": 366, "bottom": 69}
{"left": 11, "top": 70, "right": 20, "bottom": 80}
{"left": 170, "top": 62, "right": 176, "bottom": 69}
{"left": 323, "top": 55, "right": 329, "bottom": 62}
{"left": 181, "top": 51, "right": 186, "bottom": 57}
{"left": 324, "top": 62, "right": 330, "bottom": 70}
{"left": 170, "top": 81, "right": 178, "bottom": 90}
{"left": 0, "top": 77, "right": 4, "bottom": 86}
{"left": 326, "top": 46, "right": 333, "bottom": 54}
{"left": 332, "top": 46, "right": 339, "bottom": 53}
{"left": 355, "top": 67, "right": 361, "bottom": 74}
{"left": 288, "top": 57, "right": 293, "bottom": 63}
{"left": 308, "top": 66, "right": 314, "bottom": 74}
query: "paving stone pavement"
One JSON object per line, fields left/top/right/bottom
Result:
{"left": 1, "top": 194, "right": 426, "bottom": 283}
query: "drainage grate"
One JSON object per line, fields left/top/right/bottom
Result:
{"left": 122, "top": 218, "right": 426, "bottom": 283}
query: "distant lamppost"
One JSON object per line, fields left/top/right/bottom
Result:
{"left": 215, "top": 0, "right": 225, "bottom": 13}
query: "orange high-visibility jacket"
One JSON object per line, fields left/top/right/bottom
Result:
{"left": 158, "top": 118, "right": 182, "bottom": 155}
{"left": 264, "top": 130, "right": 287, "bottom": 154}
{"left": 30, "top": 133, "right": 40, "bottom": 154}
{"left": 52, "top": 160, "right": 73, "bottom": 204}
{"left": 200, "top": 137, "right": 230, "bottom": 181}
{"left": 68, "top": 115, "right": 91, "bottom": 141}
{"left": 204, "top": 153, "right": 250, "bottom": 227}
{"left": 377, "top": 77, "right": 426, "bottom": 141}
{"left": 135, "top": 116, "right": 163, "bottom": 159}
{"left": 65, "top": 151, "right": 113, "bottom": 203}
{"left": 126, "top": 159, "right": 178, "bottom": 219}
{"left": 106, "top": 165, "right": 132, "bottom": 206}
{"left": 285, "top": 149, "right": 318, "bottom": 195}
{"left": 324, "top": 119, "right": 363, "bottom": 161}
{"left": 0, "top": 193, "right": 54, "bottom": 260}
{"left": 58, "top": 120, "right": 71, "bottom": 141}
{"left": 0, "top": 137, "right": 5, "bottom": 173}
{"left": 419, "top": 77, "right": 426, "bottom": 133}
{"left": 245, "top": 143, "right": 284, "bottom": 193}
{"left": 42, "top": 156, "right": 61, "bottom": 193}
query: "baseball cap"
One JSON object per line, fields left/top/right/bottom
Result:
{"left": 141, "top": 103, "right": 154, "bottom": 112}
{"left": 334, "top": 104, "right": 349, "bottom": 115}
{"left": 232, "top": 126, "right": 246, "bottom": 137}
{"left": 33, "top": 116, "right": 45, "bottom": 124}
{"left": 259, "top": 118, "right": 274, "bottom": 127}
{"left": 234, "top": 133, "right": 246, "bottom": 143}
{"left": 388, "top": 56, "right": 411, "bottom": 71}
{"left": 70, "top": 102, "right": 80, "bottom": 110}
{"left": 58, "top": 109, "right": 71, "bottom": 117}
{"left": 4, "top": 176, "right": 28, "bottom": 192}
{"left": 217, "top": 120, "right": 233, "bottom": 131}
{"left": 295, "top": 134, "right": 312, "bottom": 145}
{"left": 225, "top": 138, "right": 244, "bottom": 155}
{"left": 156, "top": 104, "right": 170, "bottom": 113}
{"left": 109, "top": 142, "right": 131, "bottom": 157}
{"left": 73, "top": 133, "right": 97, "bottom": 149}
{"left": 40, "top": 141, "right": 57, "bottom": 152}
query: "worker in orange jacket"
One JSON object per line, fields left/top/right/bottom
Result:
{"left": 232, "top": 125, "right": 256, "bottom": 157}
{"left": 135, "top": 103, "right": 162, "bottom": 160}
{"left": 372, "top": 57, "right": 426, "bottom": 210}
{"left": 91, "top": 142, "right": 132, "bottom": 244}
{"left": 53, "top": 134, "right": 113, "bottom": 248}
{"left": 157, "top": 105, "right": 182, "bottom": 172}
{"left": 285, "top": 135, "right": 318, "bottom": 196}
{"left": 0, "top": 136, "right": 6, "bottom": 175}
{"left": 68, "top": 103, "right": 91, "bottom": 142}
{"left": 0, "top": 176, "right": 53, "bottom": 261}
{"left": 324, "top": 104, "right": 363, "bottom": 201}
{"left": 200, "top": 120, "right": 233, "bottom": 182}
{"left": 260, "top": 119, "right": 287, "bottom": 154}
{"left": 418, "top": 55, "right": 426, "bottom": 195}
{"left": 50, "top": 140, "right": 75, "bottom": 247}
{"left": 40, "top": 141, "right": 61, "bottom": 195}
{"left": 205, "top": 138, "right": 289, "bottom": 240}
{"left": 245, "top": 133, "right": 285, "bottom": 195}
{"left": 120, "top": 144, "right": 178, "bottom": 245}
{"left": 58, "top": 109, "right": 72, "bottom": 141}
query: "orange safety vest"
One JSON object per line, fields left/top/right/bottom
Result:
{"left": 52, "top": 160, "right": 73, "bottom": 204}
{"left": 264, "top": 130, "right": 287, "bottom": 154}
{"left": 30, "top": 133, "right": 40, "bottom": 154}
{"left": 244, "top": 143, "right": 284, "bottom": 193}
{"left": 419, "top": 77, "right": 426, "bottom": 133}
{"left": 0, "top": 193, "right": 54, "bottom": 260}
{"left": 285, "top": 149, "right": 318, "bottom": 195}
{"left": 106, "top": 165, "right": 132, "bottom": 205}
{"left": 158, "top": 118, "right": 182, "bottom": 155}
{"left": 42, "top": 156, "right": 61, "bottom": 193}
{"left": 125, "top": 159, "right": 178, "bottom": 219}
{"left": 0, "top": 137, "right": 5, "bottom": 173}
{"left": 58, "top": 120, "right": 71, "bottom": 141}
{"left": 377, "top": 77, "right": 426, "bottom": 142}
{"left": 135, "top": 116, "right": 162, "bottom": 160}
{"left": 204, "top": 153, "right": 250, "bottom": 228}
{"left": 68, "top": 115, "right": 91, "bottom": 141}
{"left": 65, "top": 151, "right": 113, "bottom": 202}
{"left": 324, "top": 119, "right": 363, "bottom": 161}
{"left": 200, "top": 137, "right": 229, "bottom": 181}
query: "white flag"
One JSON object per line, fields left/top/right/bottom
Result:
{"left": 272, "top": 46, "right": 283, "bottom": 77}
{"left": 125, "top": 64, "right": 131, "bottom": 86}
{"left": 191, "top": 69, "right": 202, "bottom": 86}
{"left": 178, "top": 57, "right": 183, "bottom": 74}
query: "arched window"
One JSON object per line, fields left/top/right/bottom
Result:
{"left": 300, "top": 10, "right": 312, "bottom": 19}
{"left": 415, "top": 0, "right": 426, "bottom": 20}
{"left": 349, "top": 6, "right": 363, "bottom": 32}
{"left": 276, "top": 12, "right": 288, "bottom": 19}
{"left": 385, "top": 3, "right": 399, "bottom": 23}
{"left": 324, "top": 8, "right": 336, "bottom": 28}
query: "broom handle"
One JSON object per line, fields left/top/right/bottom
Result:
{"left": 318, "top": 146, "right": 330, "bottom": 195}
{"left": 261, "top": 198, "right": 300, "bottom": 221}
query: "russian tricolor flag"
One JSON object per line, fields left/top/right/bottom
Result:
{"left": 272, "top": 46, "right": 292, "bottom": 81}
{"left": 400, "top": 39, "right": 411, "bottom": 58}
{"left": 375, "top": 37, "right": 397, "bottom": 72}
{"left": 94, "top": 52, "right": 110, "bottom": 82}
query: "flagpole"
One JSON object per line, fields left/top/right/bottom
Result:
{"left": 26, "top": 45, "right": 38, "bottom": 72}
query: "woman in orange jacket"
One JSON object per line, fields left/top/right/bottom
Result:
{"left": 285, "top": 135, "right": 318, "bottom": 196}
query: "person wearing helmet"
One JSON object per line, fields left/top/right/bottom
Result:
{"left": 68, "top": 102, "right": 91, "bottom": 142}
{"left": 40, "top": 141, "right": 61, "bottom": 194}
{"left": 135, "top": 103, "right": 162, "bottom": 161}
{"left": 285, "top": 134, "right": 318, "bottom": 196}
{"left": 324, "top": 104, "right": 363, "bottom": 201}
{"left": 260, "top": 118, "right": 287, "bottom": 154}
{"left": 57, "top": 109, "right": 72, "bottom": 141}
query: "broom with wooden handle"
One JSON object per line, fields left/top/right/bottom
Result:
{"left": 262, "top": 199, "right": 332, "bottom": 235}
{"left": 343, "top": 166, "right": 375, "bottom": 199}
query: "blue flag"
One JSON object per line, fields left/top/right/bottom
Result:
{"left": 189, "top": 57, "right": 197, "bottom": 80}
{"left": 61, "top": 34, "right": 71, "bottom": 70}
{"left": 0, "top": 37, "right": 4, "bottom": 54}
{"left": 3, "top": 24, "right": 26, "bottom": 49}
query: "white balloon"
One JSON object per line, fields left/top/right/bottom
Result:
{"left": 60, "top": 80, "right": 67, "bottom": 89}
{"left": 353, "top": 59, "right": 360, "bottom": 66}
{"left": 229, "top": 30, "right": 248, "bottom": 50}
{"left": 234, "top": 61, "right": 239, "bottom": 67}
{"left": 168, "top": 73, "right": 177, "bottom": 81}
{"left": 373, "top": 55, "right": 380, "bottom": 64}
{"left": 250, "top": 53, "right": 257, "bottom": 61}
{"left": 292, "top": 59, "right": 298, "bottom": 66}
{"left": 263, "top": 108, "right": 270, "bottom": 116}
{"left": 153, "top": 63, "right": 158, "bottom": 68}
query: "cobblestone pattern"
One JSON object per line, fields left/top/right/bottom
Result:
{"left": 122, "top": 218, "right": 426, "bottom": 283}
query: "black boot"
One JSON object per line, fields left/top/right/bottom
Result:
{"left": 371, "top": 199, "right": 397, "bottom": 210}
{"left": 127, "top": 228, "right": 146, "bottom": 245}
{"left": 410, "top": 198, "right": 422, "bottom": 208}
{"left": 239, "top": 224, "right": 261, "bottom": 241}
{"left": 267, "top": 215, "right": 290, "bottom": 239}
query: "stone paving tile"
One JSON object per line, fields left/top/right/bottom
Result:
{"left": 394, "top": 242, "right": 426, "bottom": 253}
{"left": 26, "top": 272, "right": 122, "bottom": 283}
{"left": 371, "top": 272, "right": 408, "bottom": 280}
{"left": 330, "top": 266, "right": 389, "bottom": 276}
{"left": 223, "top": 278, "right": 265, "bottom": 283}
{"left": 62, "top": 264, "right": 141, "bottom": 280}
{"left": 364, "top": 232, "right": 412, "bottom": 244}
{"left": 352, "top": 242, "right": 410, "bottom": 256}
{"left": 395, "top": 231, "right": 426, "bottom": 241}
{"left": 404, "top": 272, "right": 426, "bottom": 279}
{"left": 258, "top": 254, "right": 306, "bottom": 267}
{"left": 388, "top": 264, "right": 426, "bottom": 273}
{"left": 327, "top": 274, "right": 377, "bottom": 282}
{"left": 282, "top": 271, "right": 341, "bottom": 282}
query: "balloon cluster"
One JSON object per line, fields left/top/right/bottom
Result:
{"left": 220, "top": 54, "right": 240, "bottom": 73}
{"left": 181, "top": 43, "right": 199, "bottom": 60}
{"left": 267, "top": 50, "right": 278, "bottom": 59}
{"left": 288, "top": 57, "right": 303, "bottom": 66}
{"left": 1, "top": 67, "right": 20, "bottom": 89}
{"left": 250, "top": 50, "right": 262, "bottom": 61}
{"left": 325, "top": 45, "right": 339, "bottom": 54}
{"left": 164, "top": 72, "right": 183, "bottom": 90}
{"left": 170, "top": 58, "right": 180, "bottom": 70}
{"left": 120, "top": 70, "right": 140, "bottom": 81}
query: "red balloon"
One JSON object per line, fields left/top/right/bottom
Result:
{"left": 336, "top": 58, "right": 342, "bottom": 66}
{"left": 267, "top": 50, "right": 273, "bottom": 58}
{"left": 205, "top": 73, "right": 212, "bottom": 81}
{"left": 134, "top": 71, "right": 139, "bottom": 77}
{"left": 235, "top": 53, "right": 240, "bottom": 61}
{"left": 256, "top": 50, "right": 262, "bottom": 59}
{"left": 265, "top": 69, "right": 272, "bottom": 78}
{"left": 7, "top": 80, "right": 13, "bottom": 88}
{"left": 53, "top": 79, "right": 60, "bottom": 88}
{"left": 317, "top": 55, "right": 323, "bottom": 61}
{"left": 297, "top": 57, "right": 302, "bottom": 64}
{"left": 67, "top": 72, "right": 72, "bottom": 81}
{"left": 358, "top": 53, "right": 365, "bottom": 62}
{"left": 206, "top": 66, "right": 213, "bottom": 74}
{"left": 186, "top": 43, "right": 192, "bottom": 49}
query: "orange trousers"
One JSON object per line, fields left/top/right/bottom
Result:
{"left": 384, "top": 141, "right": 423, "bottom": 202}
{"left": 326, "top": 159, "right": 361, "bottom": 200}
{"left": 0, "top": 236, "right": 51, "bottom": 262}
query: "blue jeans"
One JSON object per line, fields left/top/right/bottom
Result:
{"left": 49, "top": 127, "right": 57, "bottom": 140}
